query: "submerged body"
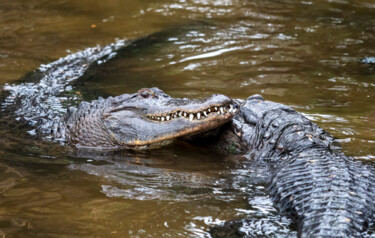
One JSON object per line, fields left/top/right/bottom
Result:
{"left": 213, "top": 95, "right": 375, "bottom": 237}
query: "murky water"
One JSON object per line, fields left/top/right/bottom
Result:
{"left": 1, "top": 0, "right": 375, "bottom": 237}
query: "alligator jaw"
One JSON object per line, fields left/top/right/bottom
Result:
{"left": 146, "top": 103, "right": 238, "bottom": 122}
{"left": 101, "top": 87, "right": 238, "bottom": 150}
{"left": 122, "top": 103, "right": 238, "bottom": 150}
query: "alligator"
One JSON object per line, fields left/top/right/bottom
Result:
{"left": 2, "top": 35, "right": 375, "bottom": 237}
{"left": 211, "top": 95, "right": 375, "bottom": 237}
{"left": 1, "top": 41, "right": 237, "bottom": 150}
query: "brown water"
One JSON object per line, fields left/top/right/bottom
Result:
{"left": 1, "top": 0, "right": 375, "bottom": 237}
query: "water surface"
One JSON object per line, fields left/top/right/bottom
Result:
{"left": 1, "top": 0, "right": 375, "bottom": 237}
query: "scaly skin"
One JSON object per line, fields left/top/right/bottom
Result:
{"left": 53, "top": 87, "right": 237, "bottom": 150}
{"left": 213, "top": 95, "right": 375, "bottom": 237}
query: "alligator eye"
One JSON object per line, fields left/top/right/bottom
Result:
{"left": 138, "top": 88, "right": 152, "bottom": 98}
{"left": 141, "top": 91, "right": 150, "bottom": 98}
{"left": 138, "top": 88, "right": 158, "bottom": 99}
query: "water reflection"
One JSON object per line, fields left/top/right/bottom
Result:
{"left": 68, "top": 147, "right": 236, "bottom": 201}
{"left": 0, "top": 163, "right": 24, "bottom": 194}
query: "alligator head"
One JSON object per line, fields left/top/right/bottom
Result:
{"left": 64, "top": 87, "right": 238, "bottom": 150}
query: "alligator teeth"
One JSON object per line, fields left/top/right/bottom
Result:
{"left": 229, "top": 105, "right": 233, "bottom": 112}
{"left": 148, "top": 103, "right": 235, "bottom": 122}
{"left": 189, "top": 114, "right": 194, "bottom": 121}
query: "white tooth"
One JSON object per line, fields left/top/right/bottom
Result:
{"left": 203, "top": 111, "right": 208, "bottom": 117}
{"left": 197, "top": 112, "right": 201, "bottom": 119}
{"left": 189, "top": 114, "right": 194, "bottom": 121}
{"left": 214, "top": 107, "right": 218, "bottom": 111}
{"left": 161, "top": 117, "right": 165, "bottom": 121}
{"left": 217, "top": 110, "right": 221, "bottom": 115}
{"left": 220, "top": 107, "right": 224, "bottom": 114}
{"left": 151, "top": 116, "right": 154, "bottom": 119}
{"left": 157, "top": 117, "right": 160, "bottom": 120}
{"left": 183, "top": 112, "right": 187, "bottom": 117}
{"left": 179, "top": 112, "right": 183, "bottom": 117}
{"left": 229, "top": 105, "right": 233, "bottom": 112}
{"left": 166, "top": 115, "right": 170, "bottom": 120}
{"left": 208, "top": 108, "right": 211, "bottom": 112}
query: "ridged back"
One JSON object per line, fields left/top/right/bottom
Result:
{"left": 2, "top": 40, "right": 126, "bottom": 138}
{"left": 245, "top": 107, "right": 375, "bottom": 237}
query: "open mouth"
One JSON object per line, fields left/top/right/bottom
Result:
{"left": 146, "top": 103, "right": 238, "bottom": 122}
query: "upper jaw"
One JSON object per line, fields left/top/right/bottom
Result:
{"left": 146, "top": 102, "right": 238, "bottom": 122}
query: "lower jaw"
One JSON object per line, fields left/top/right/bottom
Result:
{"left": 123, "top": 116, "right": 234, "bottom": 150}
{"left": 125, "top": 139, "right": 175, "bottom": 150}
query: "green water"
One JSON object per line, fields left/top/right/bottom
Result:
{"left": 0, "top": 0, "right": 374, "bottom": 237}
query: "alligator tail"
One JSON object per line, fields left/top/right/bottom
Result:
{"left": 1, "top": 40, "right": 126, "bottom": 135}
